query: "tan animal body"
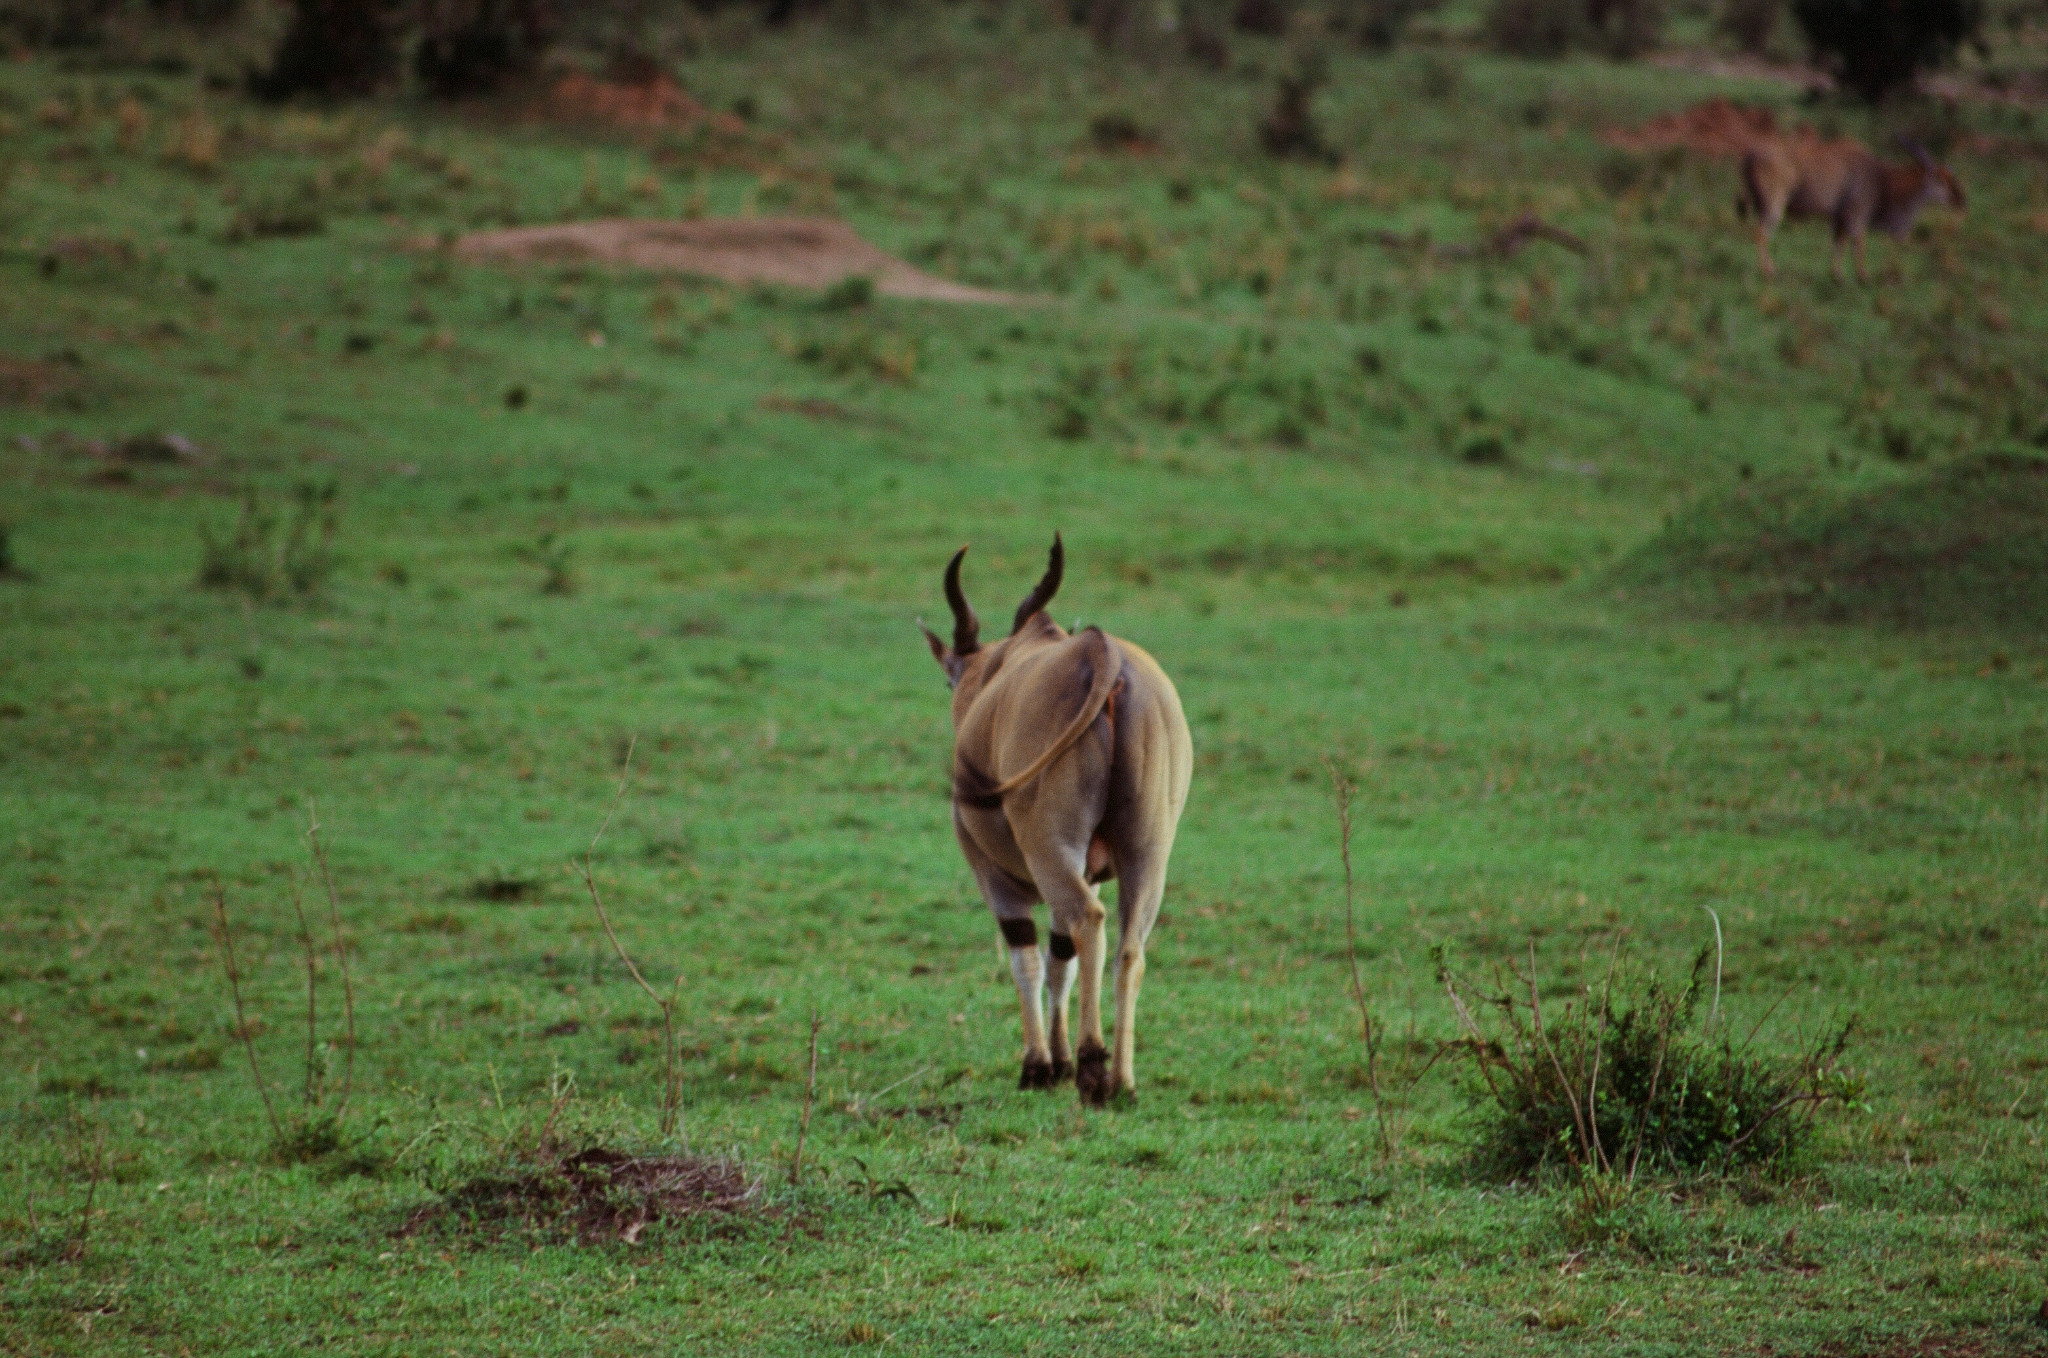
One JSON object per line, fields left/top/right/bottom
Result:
{"left": 922, "top": 537, "right": 1192, "bottom": 1105}
{"left": 1739, "top": 134, "right": 1963, "bottom": 281}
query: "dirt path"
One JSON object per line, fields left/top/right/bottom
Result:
{"left": 451, "top": 217, "right": 1023, "bottom": 304}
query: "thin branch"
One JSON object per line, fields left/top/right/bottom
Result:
{"left": 209, "top": 878, "right": 281, "bottom": 1140}
{"left": 577, "top": 737, "right": 686, "bottom": 1142}
{"left": 1328, "top": 762, "right": 1392, "bottom": 1158}
{"left": 1700, "top": 907, "right": 1724, "bottom": 1033}
{"left": 305, "top": 803, "right": 356, "bottom": 1117}
{"left": 792, "top": 1011, "right": 821, "bottom": 1187}
{"left": 64, "top": 1101, "right": 106, "bottom": 1263}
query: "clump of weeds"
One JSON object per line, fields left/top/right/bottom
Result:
{"left": 197, "top": 483, "right": 339, "bottom": 600}
{"left": 1438, "top": 934, "right": 1861, "bottom": 1184}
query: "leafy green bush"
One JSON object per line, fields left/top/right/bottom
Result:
{"left": 1792, "top": 0, "right": 1982, "bottom": 101}
{"left": 1440, "top": 944, "right": 1860, "bottom": 1179}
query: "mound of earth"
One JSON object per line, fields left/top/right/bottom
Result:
{"left": 452, "top": 216, "right": 1021, "bottom": 304}
{"left": 1601, "top": 98, "right": 1780, "bottom": 157}
{"left": 1611, "top": 452, "right": 2048, "bottom": 631}
{"left": 402, "top": 1147, "right": 759, "bottom": 1244}
{"left": 546, "top": 69, "right": 745, "bottom": 134}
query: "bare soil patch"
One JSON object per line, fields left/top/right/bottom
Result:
{"left": 543, "top": 69, "right": 747, "bottom": 134}
{"left": 0, "top": 355, "right": 86, "bottom": 408}
{"left": 451, "top": 217, "right": 1022, "bottom": 304}
{"left": 402, "top": 1147, "right": 760, "bottom": 1244}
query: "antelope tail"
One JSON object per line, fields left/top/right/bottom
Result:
{"left": 984, "top": 628, "right": 1124, "bottom": 799}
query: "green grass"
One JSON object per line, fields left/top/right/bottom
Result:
{"left": 2, "top": 8, "right": 2047, "bottom": 1354}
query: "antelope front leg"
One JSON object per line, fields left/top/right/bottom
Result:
{"left": 999, "top": 917, "right": 1055, "bottom": 1089}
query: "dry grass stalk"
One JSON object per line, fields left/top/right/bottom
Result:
{"left": 791, "top": 1011, "right": 821, "bottom": 1187}
{"left": 576, "top": 736, "right": 686, "bottom": 1142}
{"left": 1328, "top": 763, "right": 1395, "bottom": 1158}
{"left": 305, "top": 804, "right": 357, "bottom": 1116}
{"left": 208, "top": 877, "right": 282, "bottom": 1140}
{"left": 63, "top": 1101, "right": 107, "bottom": 1263}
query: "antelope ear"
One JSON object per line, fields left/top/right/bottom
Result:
{"left": 918, "top": 618, "right": 948, "bottom": 664}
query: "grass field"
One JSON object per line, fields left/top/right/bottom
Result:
{"left": 2, "top": 7, "right": 2047, "bottom": 1353}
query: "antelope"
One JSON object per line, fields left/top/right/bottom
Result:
{"left": 921, "top": 537, "right": 1192, "bottom": 1105}
{"left": 1739, "top": 133, "right": 1964, "bottom": 282}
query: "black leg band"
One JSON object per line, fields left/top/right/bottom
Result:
{"left": 1048, "top": 932, "right": 1076, "bottom": 961}
{"left": 998, "top": 917, "right": 1038, "bottom": 948}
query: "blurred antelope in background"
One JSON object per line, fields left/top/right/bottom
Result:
{"left": 1739, "top": 134, "right": 1964, "bottom": 281}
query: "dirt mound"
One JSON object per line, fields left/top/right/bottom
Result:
{"left": 452, "top": 216, "right": 1021, "bottom": 304}
{"left": 402, "top": 1147, "right": 759, "bottom": 1244}
{"left": 1602, "top": 98, "right": 1780, "bottom": 157}
{"left": 1611, "top": 451, "right": 2048, "bottom": 631}
{"left": 0, "top": 355, "right": 85, "bottom": 408}
{"left": 546, "top": 69, "right": 746, "bottom": 134}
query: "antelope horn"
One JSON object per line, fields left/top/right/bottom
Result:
{"left": 1012, "top": 533, "right": 1064, "bottom": 634}
{"left": 944, "top": 546, "right": 980, "bottom": 655}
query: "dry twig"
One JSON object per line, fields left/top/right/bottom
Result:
{"left": 209, "top": 877, "right": 281, "bottom": 1140}
{"left": 577, "top": 737, "right": 687, "bottom": 1142}
{"left": 792, "top": 1011, "right": 821, "bottom": 1187}
{"left": 305, "top": 804, "right": 356, "bottom": 1116}
{"left": 1328, "top": 763, "right": 1393, "bottom": 1158}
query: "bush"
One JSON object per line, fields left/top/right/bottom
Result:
{"left": 1333, "top": 0, "right": 1446, "bottom": 48}
{"left": 197, "top": 483, "right": 339, "bottom": 600}
{"left": 1718, "top": 0, "right": 1781, "bottom": 53}
{"left": 414, "top": 0, "right": 561, "bottom": 98}
{"left": 1486, "top": 0, "right": 1662, "bottom": 56}
{"left": 1485, "top": 0, "right": 1585, "bottom": 55}
{"left": 1792, "top": 0, "right": 1982, "bottom": 101}
{"left": 250, "top": 0, "right": 403, "bottom": 100}
{"left": 1440, "top": 943, "right": 1860, "bottom": 1179}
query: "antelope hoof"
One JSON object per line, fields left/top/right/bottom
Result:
{"left": 1050, "top": 1055, "right": 1073, "bottom": 1084}
{"left": 1075, "top": 1041, "right": 1111, "bottom": 1106}
{"left": 1108, "top": 1086, "right": 1138, "bottom": 1111}
{"left": 1019, "top": 1056, "right": 1057, "bottom": 1091}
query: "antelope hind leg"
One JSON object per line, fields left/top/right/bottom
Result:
{"left": 1045, "top": 930, "right": 1077, "bottom": 1082}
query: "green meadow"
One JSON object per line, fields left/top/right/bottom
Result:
{"left": 2, "top": 8, "right": 2046, "bottom": 1353}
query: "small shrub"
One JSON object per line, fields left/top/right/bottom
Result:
{"left": 0, "top": 521, "right": 28, "bottom": 580}
{"left": 1485, "top": 0, "right": 1585, "bottom": 56}
{"left": 250, "top": 0, "right": 402, "bottom": 101}
{"left": 819, "top": 274, "right": 875, "bottom": 312}
{"left": 1792, "top": 0, "right": 1981, "bottom": 102}
{"left": 1440, "top": 942, "right": 1860, "bottom": 1179}
{"left": 1335, "top": 0, "right": 1446, "bottom": 48}
{"left": 1718, "top": 0, "right": 1781, "bottom": 53}
{"left": 198, "top": 483, "right": 339, "bottom": 601}
{"left": 1259, "top": 54, "right": 1335, "bottom": 162}
{"left": 414, "top": 0, "right": 560, "bottom": 98}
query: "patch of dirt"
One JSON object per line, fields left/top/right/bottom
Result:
{"left": 1601, "top": 97, "right": 1783, "bottom": 157}
{"left": 543, "top": 68, "right": 746, "bottom": 134}
{"left": 452, "top": 216, "right": 1021, "bottom": 304}
{"left": 757, "top": 394, "right": 902, "bottom": 429}
{"left": 401, "top": 1147, "right": 760, "bottom": 1245}
{"left": 0, "top": 355, "right": 86, "bottom": 408}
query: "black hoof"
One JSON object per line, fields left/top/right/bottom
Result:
{"left": 1019, "top": 1057, "right": 1056, "bottom": 1090}
{"left": 1108, "top": 1087, "right": 1138, "bottom": 1111}
{"left": 1050, "top": 1055, "right": 1073, "bottom": 1085}
{"left": 1075, "top": 1041, "right": 1111, "bottom": 1107}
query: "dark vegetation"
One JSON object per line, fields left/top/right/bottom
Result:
{"left": 1442, "top": 943, "right": 1860, "bottom": 1179}
{"left": 1616, "top": 452, "right": 2048, "bottom": 629}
